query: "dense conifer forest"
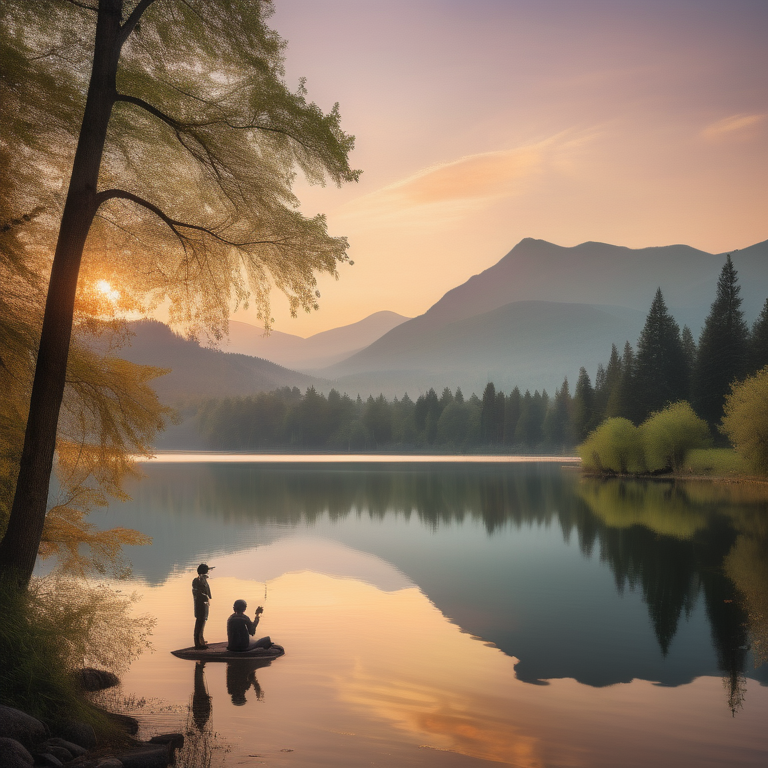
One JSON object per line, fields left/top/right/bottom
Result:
{"left": 194, "top": 257, "right": 768, "bottom": 452}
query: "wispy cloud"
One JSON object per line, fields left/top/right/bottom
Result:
{"left": 338, "top": 131, "right": 597, "bottom": 227}
{"left": 701, "top": 113, "right": 766, "bottom": 141}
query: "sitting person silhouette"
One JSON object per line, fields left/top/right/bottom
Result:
{"left": 226, "top": 660, "right": 264, "bottom": 706}
{"left": 227, "top": 599, "right": 272, "bottom": 652}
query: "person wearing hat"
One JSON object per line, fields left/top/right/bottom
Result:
{"left": 192, "top": 563, "right": 214, "bottom": 649}
{"left": 227, "top": 599, "right": 271, "bottom": 652}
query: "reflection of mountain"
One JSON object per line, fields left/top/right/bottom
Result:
{"left": 94, "top": 463, "right": 768, "bottom": 690}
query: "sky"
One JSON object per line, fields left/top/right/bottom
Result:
{"left": 232, "top": 0, "right": 768, "bottom": 336}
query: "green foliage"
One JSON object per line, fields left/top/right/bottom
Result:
{"left": 642, "top": 402, "right": 711, "bottom": 472}
{"left": 1, "top": 224, "right": 167, "bottom": 576}
{"left": 578, "top": 418, "right": 644, "bottom": 474}
{"left": 0, "top": 0, "right": 360, "bottom": 337}
{"left": 0, "top": 576, "right": 154, "bottom": 724}
{"left": 721, "top": 366, "right": 768, "bottom": 474}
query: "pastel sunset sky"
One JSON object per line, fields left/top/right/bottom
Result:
{"left": 233, "top": 0, "right": 768, "bottom": 335}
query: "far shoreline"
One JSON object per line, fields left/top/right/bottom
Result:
{"left": 137, "top": 451, "right": 581, "bottom": 464}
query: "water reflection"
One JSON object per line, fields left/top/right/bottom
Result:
{"left": 192, "top": 661, "right": 212, "bottom": 731}
{"left": 96, "top": 462, "right": 768, "bottom": 701}
{"left": 226, "top": 660, "right": 264, "bottom": 706}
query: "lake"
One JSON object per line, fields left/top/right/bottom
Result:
{"left": 88, "top": 457, "right": 768, "bottom": 767}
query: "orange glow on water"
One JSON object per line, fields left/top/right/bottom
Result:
{"left": 119, "top": 548, "right": 768, "bottom": 767}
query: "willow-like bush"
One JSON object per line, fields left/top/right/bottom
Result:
{"left": 578, "top": 418, "right": 644, "bottom": 473}
{"left": 642, "top": 402, "right": 711, "bottom": 472}
{"left": 0, "top": 576, "right": 154, "bottom": 724}
{"left": 721, "top": 366, "right": 768, "bottom": 474}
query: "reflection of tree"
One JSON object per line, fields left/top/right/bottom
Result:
{"left": 226, "top": 660, "right": 264, "bottom": 706}
{"left": 581, "top": 482, "right": 759, "bottom": 711}
{"left": 725, "top": 535, "right": 768, "bottom": 667}
{"left": 598, "top": 525, "right": 698, "bottom": 655}
{"left": 133, "top": 463, "right": 768, "bottom": 706}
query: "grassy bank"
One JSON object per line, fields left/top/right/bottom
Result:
{"left": 0, "top": 577, "right": 154, "bottom": 732}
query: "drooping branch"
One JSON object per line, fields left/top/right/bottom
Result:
{"left": 114, "top": 92, "right": 315, "bottom": 152}
{"left": 94, "top": 188, "right": 292, "bottom": 248}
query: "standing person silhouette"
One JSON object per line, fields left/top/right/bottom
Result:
{"left": 192, "top": 563, "right": 214, "bottom": 649}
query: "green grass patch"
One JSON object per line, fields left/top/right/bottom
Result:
{"left": 683, "top": 448, "right": 749, "bottom": 477}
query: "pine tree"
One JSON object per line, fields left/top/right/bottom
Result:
{"left": 480, "top": 382, "right": 497, "bottom": 443}
{"left": 748, "top": 298, "right": 768, "bottom": 374}
{"left": 634, "top": 288, "right": 687, "bottom": 420}
{"left": 693, "top": 256, "right": 749, "bottom": 425}
{"left": 603, "top": 344, "right": 623, "bottom": 418}
{"left": 593, "top": 363, "right": 608, "bottom": 425}
{"left": 544, "top": 377, "right": 572, "bottom": 448}
{"left": 514, "top": 390, "right": 534, "bottom": 447}
{"left": 571, "top": 368, "right": 595, "bottom": 442}
{"left": 681, "top": 325, "right": 697, "bottom": 400}
{"left": 609, "top": 341, "right": 639, "bottom": 423}
{"left": 494, "top": 390, "right": 506, "bottom": 444}
{"left": 504, "top": 387, "right": 521, "bottom": 445}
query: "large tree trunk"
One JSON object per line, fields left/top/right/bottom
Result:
{"left": 0, "top": 1, "right": 122, "bottom": 588}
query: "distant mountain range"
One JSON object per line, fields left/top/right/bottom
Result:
{"left": 221, "top": 310, "right": 409, "bottom": 370}
{"left": 318, "top": 237, "right": 768, "bottom": 396}
{"left": 121, "top": 237, "right": 768, "bottom": 410}
{"left": 119, "top": 320, "right": 325, "bottom": 403}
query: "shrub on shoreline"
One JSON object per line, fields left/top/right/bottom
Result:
{"left": 578, "top": 418, "right": 644, "bottom": 473}
{"left": 721, "top": 366, "right": 768, "bottom": 475}
{"left": 0, "top": 576, "right": 154, "bottom": 726}
{"left": 579, "top": 401, "right": 711, "bottom": 475}
{"left": 642, "top": 402, "right": 712, "bottom": 472}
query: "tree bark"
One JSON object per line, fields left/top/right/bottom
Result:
{"left": 0, "top": 1, "right": 123, "bottom": 588}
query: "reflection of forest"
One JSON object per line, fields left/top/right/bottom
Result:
{"left": 122, "top": 463, "right": 768, "bottom": 700}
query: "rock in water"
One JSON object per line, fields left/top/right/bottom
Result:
{"left": 0, "top": 738, "right": 33, "bottom": 768}
{"left": 0, "top": 707, "right": 48, "bottom": 748}
{"left": 112, "top": 746, "right": 170, "bottom": 768}
{"left": 148, "top": 734, "right": 184, "bottom": 754}
{"left": 78, "top": 669, "right": 120, "bottom": 692}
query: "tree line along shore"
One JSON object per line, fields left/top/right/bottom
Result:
{"left": 191, "top": 257, "right": 768, "bottom": 477}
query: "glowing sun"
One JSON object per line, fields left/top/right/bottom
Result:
{"left": 95, "top": 280, "right": 120, "bottom": 302}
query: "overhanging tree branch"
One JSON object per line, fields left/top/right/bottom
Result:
{"left": 114, "top": 92, "right": 315, "bottom": 151}
{"left": 94, "top": 188, "right": 293, "bottom": 248}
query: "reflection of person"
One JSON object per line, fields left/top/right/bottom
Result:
{"left": 191, "top": 661, "right": 212, "bottom": 731}
{"left": 227, "top": 599, "right": 271, "bottom": 652}
{"left": 226, "top": 660, "right": 264, "bottom": 706}
{"left": 192, "top": 563, "right": 214, "bottom": 649}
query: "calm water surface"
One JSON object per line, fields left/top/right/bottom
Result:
{"left": 90, "top": 458, "right": 768, "bottom": 767}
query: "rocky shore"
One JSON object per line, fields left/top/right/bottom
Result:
{"left": 0, "top": 670, "right": 183, "bottom": 768}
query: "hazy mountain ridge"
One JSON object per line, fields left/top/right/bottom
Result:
{"left": 323, "top": 237, "right": 768, "bottom": 394}
{"left": 221, "top": 310, "right": 409, "bottom": 369}
{"left": 120, "top": 320, "right": 326, "bottom": 403}
{"left": 121, "top": 237, "right": 768, "bottom": 405}
{"left": 325, "top": 301, "right": 645, "bottom": 396}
